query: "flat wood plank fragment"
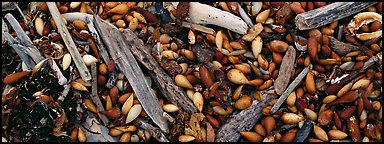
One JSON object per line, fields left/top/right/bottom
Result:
{"left": 270, "top": 66, "right": 311, "bottom": 114}
{"left": 47, "top": 2, "right": 92, "bottom": 82}
{"left": 329, "top": 36, "right": 362, "bottom": 56}
{"left": 215, "top": 94, "right": 277, "bottom": 142}
{"left": 274, "top": 46, "right": 296, "bottom": 95}
{"left": 295, "top": 2, "right": 377, "bottom": 30}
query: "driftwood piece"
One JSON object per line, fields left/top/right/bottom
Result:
{"left": 49, "top": 59, "right": 67, "bottom": 85}
{"left": 215, "top": 94, "right": 277, "bottom": 142}
{"left": 93, "top": 15, "right": 168, "bottom": 133}
{"left": 47, "top": 2, "right": 92, "bottom": 82}
{"left": 91, "top": 63, "right": 109, "bottom": 125}
{"left": 134, "top": 119, "right": 169, "bottom": 142}
{"left": 121, "top": 29, "right": 198, "bottom": 114}
{"left": 295, "top": 2, "right": 377, "bottom": 30}
{"left": 181, "top": 22, "right": 216, "bottom": 35}
{"left": 328, "top": 36, "right": 362, "bottom": 56}
{"left": 238, "top": 3, "right": 253, "bottom": 28}
{"left": 189, "top": 2, "right": 248, "bottom": 34}
{"left": 292, "top": 120, "right": 314, "bottom": 142}
{"left": 274, "top": 46, "right": 296, "bottom": 95}
{"left": 82, "top": 113, "right": 118, "bottom": 142}
{"left": 270, "top": 65, "right": 311, "bottom": 114}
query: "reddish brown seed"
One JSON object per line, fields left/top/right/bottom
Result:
{"left": 108, "top": 59, "right": 115, "bottom": 73}
{"left": 313, "top": 2, "right": 327, "bottom": 8}
{"left": 110, "top": 86, "right": 119, "bottom": 106}
{"left": 264, "top": 116, "right": 275, "bottom": 136}
{"left": 280, "top": 130, "right": 297, "bottom": 142}
{"left": 318, "top": 109, "right": 333, "bottom": 126}
{"left": 270, "top": 40, "right": 289, "bottom": 53}
{"left": 59, "top": 5, "right": 69, "bottom": 13}
{"left": 3, "top": 71, "right": 31, "bottom": 84}
{"left": 290, "top": 3, "right": 305, "bottom": 14}
{"left": 199, "top": 65, "right": 214, "bottom": 88}
{"left": 352, "top": 61, "right": 364, "bottom": 70}
{"left": 97, "top": 74, "right": 107, "bottom": 86}
{"left": 272, "top": 52, "right": 283, "bottom": 65}
{"left": 338, "top": 105, "right": 356, "bottom": 120}
{"left": 307, "top": 37, "right": 318, "bottom": 60}
{"left": 206, "top": 115, "right": 220, "bottom": 129}
{"left": 88, "top": 37, "right": 100, "bottom": 59}
{"left": 101, "top": 107, "right": 121, "bottom": 119}
{"left": 334, "top": 111, "right": 343, "bottom": 130}
{"left": 347, "top": 116, "right": 361, "bottom": 142}
{"left": 328, "top": 90, "right": 359, "bottom": 106}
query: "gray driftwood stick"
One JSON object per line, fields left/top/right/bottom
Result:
{"left": 329, "top": 36, "right": 362, "bottom": 56}
{"left": 47, "top": 2, "right": 92, "bottom": 82}
{"left": 270, "top": 65, "right": 311, "bottom": 114}
{"left": 93, "top": 15, "right": 168, "bottom": 133}
{"left": 134, "top": 119, "right": 169, "bottom": 142}
{"left": 295, "top": 2, "right": 377, "bottom": 30}
{"left": 121, "top": 29, "right": 198, "bottom": 114}
{"left": 215, "top": 94, "right": 277, "bottom": 142}
{"left": 91, "top": 63, "right": 109, "bottom": 125}
{"left": 292, "top": 120, "right": 314, "bottom": 142}
{"left": 85, "top": 16, "right": 110, "bottom": 64}
{"left": 274, "top": 46, "right": 296, "bottom": 95}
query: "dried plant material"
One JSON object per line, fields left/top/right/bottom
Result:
{"left": 242, "top": 23, "right": 263, "bottom": 41}
{"left": 347, "top": 12, "right": 382, "bottom": 41}
{"left": 185, "top": 113, "right": 207, "bottom": 142}
{"left": 176, "top": 2, "right": 190, "bottom": 23}
{"left": 274, "top": 46, "right": 296, "bottom": 95}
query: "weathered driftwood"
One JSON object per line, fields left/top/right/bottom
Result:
{"left": 82, "top": 113, "right": 118, "bottom": 142}
{"left": 93, "top": 15, "right": 168, "bottom": 133}
{"left": 328, "top": 36, "right": 362, "bottom": 56}
{"left": 215, "top": 94, "right": 277, "bottom": 142}
{"left": 49, "top": 59, "right": 67, "bottom": 85}
{"left": 4, "top": 13, "right": 45, "bottom": 68}
{"left": 271, "top": 124, "right": 297, "bottom": 136}
{"left": 121, "top": 29, "right": 198, "bottom": 114}
{"left": 238, "top": 3, "right": 253, "bottom": 28}
{"left": 274, "top": 46, "right": 296, "bottom": 95}
{"left": 270, "top": 65, "right": 311, "bottom": 114}
{"left": 134, "top": 119, "right": 169, "bottom": 142}
{"left": 295, "top": 2, "right": 377, "bottom": 30}
{"left": 189, "top": 2, "right": 248, "bottom": 34}
{"left": 292, "top": 120, "right": 314, "bottom": 142}
{"left": 91, "top": 63, "right": 109, "bottom": 125}
{"left": 47, "top": 2, "right": 92, "bottom": 82}
{"left": 363, "top": 53, "right": 382, "bottom": 71}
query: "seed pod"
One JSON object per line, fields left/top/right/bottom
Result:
{"left": 254, "top": 124, "right": 266, "bottom": 137}
{"left": 101, "top": 107, "right": 121, "bottom": 119}
{"left": 175, "top": 74, "right": 193, "bottom": 89}
{"left": 258, "top": 80, "right": 273, "bottom": 90}
{"left": 82, "top": 54, "right": 98, "bottom": 67}
{"left": 109, "top": 128, "right": 124, "bottom": 136}
{"left": 199, "top": 66, "right": 214, "bottom": 88}
{"left": 206, "top": 115, "right": 220, "bottom": 129}
{"left": 62, "top": 53, "right": 71, "bottom": 71}
{"left": 121, "top": 93, "right": 134, "bottom": 115}
{"left": 285, "top": 92, "right": 296, "bottom": 107}
{"left": 256, "top": 9, "right": 270, "bottom": 23}
{"left": 125, "top": 104, "right": 142, "bottom": 124}
{"left": 213, "top": 106, "right": 233, "bottom": 115}
{"left": 73, "top": 20, "right": 87, "bottom": 30}
{"left": 216, "top": 31, "right": 223, "bottom": 51}
{"left": 163, "top": 103, "right": 180, "bottom": 112}
{"left": 120, "top": 132, "right": 131, "bottom": 142}
{"left": 107, "top": 3, "right": 129, "bottom": 15}
{"left": 347, "top": 116, "right": 361, "bottom": 142}
{"left": 240, "top": 132, "right": 262, "bottom": 142}
{"left": 234, "top": 95, "right": 252, "bottom": 110}
{"left": 307, "top": 37, "right": 318, "bottom": 60}
{"left": 132, "top": 11, "right": 146, "bottom": 24}
{"left": 290, "top": 3, "right": 305, "bottom": 14}
{"left": 128, "top": 18, "right": 138, "bottom": 31}
{"left": 323, "top": 95, "right": 337, "bottom": 103}
{"left": 318, "top": 109, "right": 333, "bottom": 126}
{"left": 227, "top": 69, "right": 249, "bottom": 85}
{"left": 328, "top": 130, "right": 348, "bottom": 140}
{"left": 282, "top": 113, "right": 305, "bottom": 124}
{"left": 281, "top": 129, "right": 297, "bottom": 142}
{"left": 270, "top": 40, "right": 288, "bottom": 53}
{"left": 304, "top": 108, "right": 318, "bottom": 121}
{"left": 178, "top": 135, "right": 195, "bottom": 142}
{"left": 252, "top": 36, "right": 262, "bottom": 59}
{"left": 305, "top": 72, "right": 316, "bottom": 94}
{"left": 351, "top": 79, "right": 370, "bottom": 90}
{"left": 161, "top": 50, "right": 179, "bottom": 60}
{"left": 71, "top": 127, "right": 78, "bottom": 141}
{"left": 71, "top": 82, "right": 88, "bottom": 92}
{"left": 328, "top": 90, "right": 359, "bottom": 106}
{"left": 336, "top": 81, "right": 353, "bottom": 97}
{"left": 193, "top": 92, "right": 204, "bottom": 112}
{"left": 83, "top": 99, "right": 97, "bottom": 113}
{"left": 314, "top": 125, "right": 328, "bottom": 141}
{"left": 78, "top": 127, "right": 86, "bottom": 142}
{"left": 35, "top": 17, "right": 44, "bottom": 36}
{"left": 264, "top": 116, "right": 275, "bottom": 135}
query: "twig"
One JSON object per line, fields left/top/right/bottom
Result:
{"left": 91, "top": 63, "right": 109, "bottom": 125}
{"left": 93, "top": 15, "right": 168, "bottom": 133}
{"left": 215, "top": 94, "right": 277, "bottom": 142}
{"left": 238, "top": 3, "right": 253, "bottom": 28}
{"left": 270, "top": 65, "right": 311, "bottom": 114}
{"left": 121, "top": 29, "right": 198, "bottom": 114}
{"left": 292, "top": 120, "right": 314, "bottom": 142}
{"left": 295, "top": 2, "right": 377, "bottom": 30}
{"left": 134, "top": 119, "right": 169, "bottom": 142}
{"left": 274, "top": 46, "right": 296, "bottom": 95}
{"left": 181, "top": 22, "right": 216, "bottom": 35}
{"left": 328, "top": 36, "right": 362, "bottom": 56}
{"left": 47, "top": 2, "right": 92, "bottom": 82}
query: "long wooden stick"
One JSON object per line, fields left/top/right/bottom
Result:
{"left": 295, "top": 2, "right": 377, "bottom": 30}
{"left": 91, "top": 63, "right": 109, "bottom": 125}
{"left": 93, "top": 15, "right": 168, "bottom": 133}
{"left": 274, "top": 46, "right": 296, "bottom": 95}
{"left": 121, "top": 29, "right": 198, "bottom": 114}
{"left": 47, "top": 2, "right": 92, "bottom": 82}
{"left": 270, "top": 65, "right": 311, "bottom": 114}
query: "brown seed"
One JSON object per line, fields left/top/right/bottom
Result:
{"left": 321, "top": 27, "right": 334, "bottom": 35}
{"left": 109, "top": 128, "right": 124, "bottom": 136}
{"left": 258, "top": 80, "right": 273, "bottom": 90}
{"left": 351, "top": 79, "right": 370, "bottom": 90}
{"left": 286, "top": 92, "right": 296, "bottom": 107}
{"left": 101, "top": 107, "right": 121, "bottom": 119}
{"left": 314, "top": 125, "right": 328, "bottom": 141}
{"left": 71, "top": 127, "right": 78, "bottom": 141}
{"left": 3, "top": 71, "right": 31, "bottom": 85}
{"left": 281, "top": 113, "right": 305, "bottom": 124}
{"left": 59, "top": 5, "right": 69, "bottom": 13}
{"left": 227, "top": 69, "right": 249, "bottom": 85}
{"left": 232, "top": 85, "right": 243, "bottom": 101}
{"left": 280, "top": 129, "right": 297, "bottom": 142}
{"left": 83, "top": 99, "right": 98, "bottom": 113}
{"left": 107, "top": 3, "right": 129, "bottom": 15}
{"left": 264, "top": 116, "right": 275, "bottom": 135}
{"left": 318, "top": 109, "right": 333, "bottom": 126}
{"left": 110, "top": 86, "right": 119, "bottom": 106}
{"left": 128, "top": 18, "right": 138, "bottom": 31}
{"left": 372, "top": 101, "right": 381, "bottom": 111}
{"left": 240, "top": 132, "right": 263, "bottom": 142}
{"left": 99, "top": 63, "right": 108, "bottom": 75}
{"left": 70, "top": 82, "right": 88, "bottom": 92}
{"left": 206, "top": 122, "right": 215, "bottom": 142}
{"left": 206, "top": 115, "right": 220, "bottom": 129}
{"left": 254, "top": 124, "right": 266, "bottom": 137}
{"left": 304, "top": 108, "right": 318, "bottom": 121}
{"left": 234, "top": 95, "right": 252, "bottom": 110}
{"left": 347, "top": 116, "right": 361, "bottom": 142}
{"left": 78, "top": 128, "right": 86, "bottom": 142}
{"left": 193, "top": 92, "right": 204, "bottom": 112}
{"left": 256, "top": 9, "right": 270, "bottom": 23}
{"left": 270, "top": 40, "right": 288, "bottom": 53}
{"left": 323, "top": 95, "right": 337, "bottom": 103}
{"left": 307, "top": 37, "right": 318, "bottom": 60}
{"left": 73, "top": 20, "right": 87, "bottom": 30}
{"left": 336, "top": 81, "right": 353, "bottom": 98}
{"left": 305, "top": 72, "right": 316, "bottom": 94}
{"left": 120, "top": 132, "right": 131, "bottom": 142}
{"left": 328, "top": 129, "right": 348, "bottom": 140}
{"left": 178, "top": 135, "right": 195, "bottom": 142}
{"left": 116, "top": 19, "right": 126, "bottom": 28}
{"left": 175, "top": 74, "right": 193, "bottom": 89}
